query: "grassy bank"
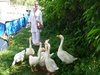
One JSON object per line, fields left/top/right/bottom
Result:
{"left": 0, "top": 27, "right": 100, "bottom": 75}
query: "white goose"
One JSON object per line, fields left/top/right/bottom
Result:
{"left": 37, "top": 42, "right": 46, "bottom": 67}
{"left": 39, "top": 48, "right": 46, "bottom": 67}
{"left": 57, "top": 34, "right": 77, "bottom": 64}
{"left": 29, "top": 42, "right": 42, "bottom": 72}
{"left": 12, "top": 50, "right": 25, "bottom": 66}
{"left": 44, "top": 39, "right": 54, "bottom": 57}
{"left": 26, "top": 37, "right": 35, "bottom": 56}
{"left": 44, "top": 40, "right": 59, "bottom": 73}
{"left": 39, "top": 39, "right": 54, "bottom": 67}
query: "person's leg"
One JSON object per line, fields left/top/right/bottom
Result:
{"left": 32, "top": 32, "right": 36, "bottom": 44}
{"left": 35, "top": 31, "right": 40, "bottom": 44}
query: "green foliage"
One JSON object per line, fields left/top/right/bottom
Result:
{"left": 87, "top": 28, "right": 100, "bottom": 53}
{"left": 1, "top": 0, "right": 100, "bottom": 75}
{"left": 40, "top": 0, "right": 99, "bottom": 48}
{"left": 82, "top": 0, "right": 100, "bottom": 54}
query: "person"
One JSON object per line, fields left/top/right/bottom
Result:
{"left": 29, "top": 0, "right": 43, "bottom": 46}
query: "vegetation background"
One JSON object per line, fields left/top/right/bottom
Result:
{"left": 0, "top": 0, "right": 100, "bottom": 75}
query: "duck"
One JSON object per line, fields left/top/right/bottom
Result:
{"left": 26, "top": 36, "right": 35, "bottom": 56}
{"left": 39, "top": 40, "right": 54, "bottom": 69}
{"left": 56, "top": 34, "right": 77, "bottom": 64}
{"left": 39, "top": 48, "right": 46, "bottom": 67}
{"left": 44, "top": 39, "right": 54, "bottom": 57}
{"left": 29, "top": 42, "right": 42, "bottom": 72}
{"left": 12, "top": 50, "right": 25, "bottom": 66}
{"left": 44, "top": 39, "right": 59, "bottom": 73}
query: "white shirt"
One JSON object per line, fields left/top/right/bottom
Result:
{"left": 35, "top": 9, "right": 43, "bottom": 25}
{"left": 29, "top": 8, "right": 43, "bottom": 32}
{"left": 29, "top": 9, "right": 38, "bottom": 32}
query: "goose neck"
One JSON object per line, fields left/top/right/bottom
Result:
{"left": 59, "top": 38, "right": 64, "bottom": 50}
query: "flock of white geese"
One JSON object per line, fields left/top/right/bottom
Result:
{"left": 12, "top": 34, "right": 77, "bottom": 74}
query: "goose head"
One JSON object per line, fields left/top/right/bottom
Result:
{"left": 44, "top": 39, "right": 50, "bottom": 50}
{"left": 56, "top": 34, "right": 64, "bottom": 39}
{"left": 44, "top": 39, "right": 50, "bottom": 44}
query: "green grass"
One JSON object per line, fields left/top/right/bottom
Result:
{"left": 0, "top": 27, "right": 100, "bottom": 75}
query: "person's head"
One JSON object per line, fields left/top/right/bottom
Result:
{"left": 34, "top": 0, "right": 39, "bottom": 9}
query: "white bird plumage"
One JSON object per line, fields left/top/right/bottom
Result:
{"left": 29, "top": 42, "right": 42, "bottom": 72}
{"left": 39, "top": 39, "right": 54, "bottom": 67}
{"left": 12, "top": 50, "right": 25, "bottom": 66}
{"left": 44, "top": 39, "right": 54, "bottom": 57}
{"left": 39, "top": 51, "right": 54, "bottom": 67}
{"left": 39, "top": 48, "right": 46, "bottom": 67}
{"left": 57, "top": 34, "right": 77, "bottom": 64}
{"left": 26, "top": 37, "right": 35, "bottom": 56}
{"left": 44, "top": 39, "right": 59, "bottom": 72}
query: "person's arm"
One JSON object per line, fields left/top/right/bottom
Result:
{"left": 37, "top": 10, "right": 43, "bottom": 29}
{"left": 26, "top": 12, "right": 31, "bottom": 28}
